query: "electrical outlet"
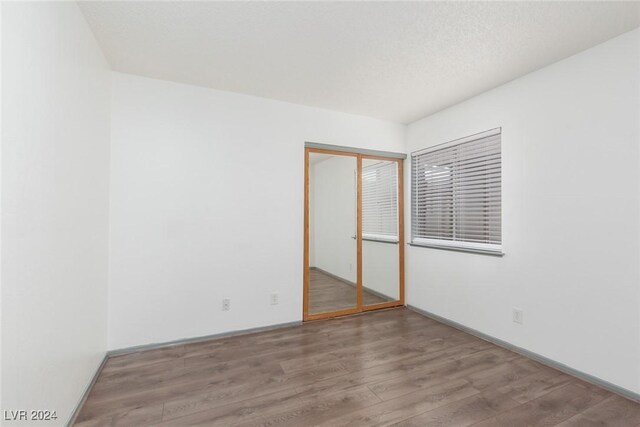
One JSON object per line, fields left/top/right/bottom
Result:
{"left": 512, "top": 308, "right": 523, "bottom": 324}
{"left": 222, "top": 298, "right": 231, "bottom": 311}
{"left": 270, "top": 293, "right": 279, "bottom": 306}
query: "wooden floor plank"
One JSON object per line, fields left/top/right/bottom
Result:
{"left": 496, "top": 367, "right": 574, "bottom": 404}
{"left": 555, "top": 395, "right": 640, "bottom": 427}
{"left": 159, "top": 388, "right": 303, "bottom": 426}
{"left": 471, "top": 383, "right": 611, "bottom": 427}
{"left": 316, "top": 379, "right": 478, "bottom": 427}
{"left": 234, "top": 386, "right": 382, "bottom": 427}
{"left": 368, "top": 348, "right": 519, "bottom": 401}
{"left": 391, "top": 389, "right": 519, "bottom": 427}
{"left": 74, "top": 403, "right": 164, "bottom": 427}
{"left": 464, "top": 358, "right": 543, "bottom": 391}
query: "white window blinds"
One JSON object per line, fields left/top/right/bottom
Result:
{"left": 411, "top": 129, "right": 502, "bottom": 254}
{"left": 362, "top": 161, "right": 398, "bottom": 242}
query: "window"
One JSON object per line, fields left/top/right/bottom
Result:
{"left": 362, "top": 160, "right": 398, "bottom": 242}
{"left": 411, "top": 128, "right": 502, "bottom": 255}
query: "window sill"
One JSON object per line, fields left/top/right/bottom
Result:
{"left": 408, "top": 241, "right": 504, "bottom": 257}
{"left": 363, "top": 237, "right": 399, "bottom": 244}
{"left": 352, "top": 234, "right": 399, "bottom": 244}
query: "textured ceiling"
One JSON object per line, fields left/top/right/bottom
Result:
{"left": 79, "top": 1, "right": 640, "bottom": 123}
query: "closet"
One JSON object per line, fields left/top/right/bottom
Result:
{"left": 303, "top": 144, "right": 405, "bottom": 320}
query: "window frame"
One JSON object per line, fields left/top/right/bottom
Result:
{"left": 410, "top": 128, "right": 503, "bottom": 256}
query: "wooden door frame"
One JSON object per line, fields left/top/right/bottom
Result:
{"left": 303, "top": 147, "right": 405, "bottom": 321}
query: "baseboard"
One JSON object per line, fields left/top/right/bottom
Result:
{"left": 407, "top": 304, "right": 640, "bottom": 403}
{"left": 107, "top": 320, "right": 302, "bottom": 357}
{"left": 66, "top": 354, "right": 108, "bottom": 427}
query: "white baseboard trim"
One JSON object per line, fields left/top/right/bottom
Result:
{"left": 65, "top": 320, "right": 301, "bottom": 426}
{"left": 407, "top": 304, "right": 640, "bottom": 403}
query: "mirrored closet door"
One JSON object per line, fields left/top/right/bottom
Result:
{"left": 304, "top": 146, "right": 404, "bottom": 321}
{"left": 362, "top": 157, "right": 402, "bottom": 308}
{"left": 306, "top": 151, "right": 359, "bottom": 317}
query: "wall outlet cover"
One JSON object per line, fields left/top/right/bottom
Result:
{"left": 512, "top": 308, "right": 523, "bottom": 324}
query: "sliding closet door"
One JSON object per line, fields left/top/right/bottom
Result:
{"left": 361, "top": 157, "right": 404, "bottom": 309}
{"left": 305, "top": 150, "right": 360, "bottom": 319}
{"left": 304, "top": 147, "right": 403, "bottom": 321}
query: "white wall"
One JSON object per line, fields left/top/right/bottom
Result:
{"left": 310, "top": 155, "right": 357, "bottom": 283}
{"left": 406, "top": 29, "right": 640, "bottom": 394}
{"left": 108, "top": 72, "right": 405, "bottom": 350}
{"left": 1, "top": 2, "right": 111, "bottom": 425}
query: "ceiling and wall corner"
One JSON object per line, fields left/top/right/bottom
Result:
{"left": 78, "top": 1, "right": 640, "bottom": 123}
